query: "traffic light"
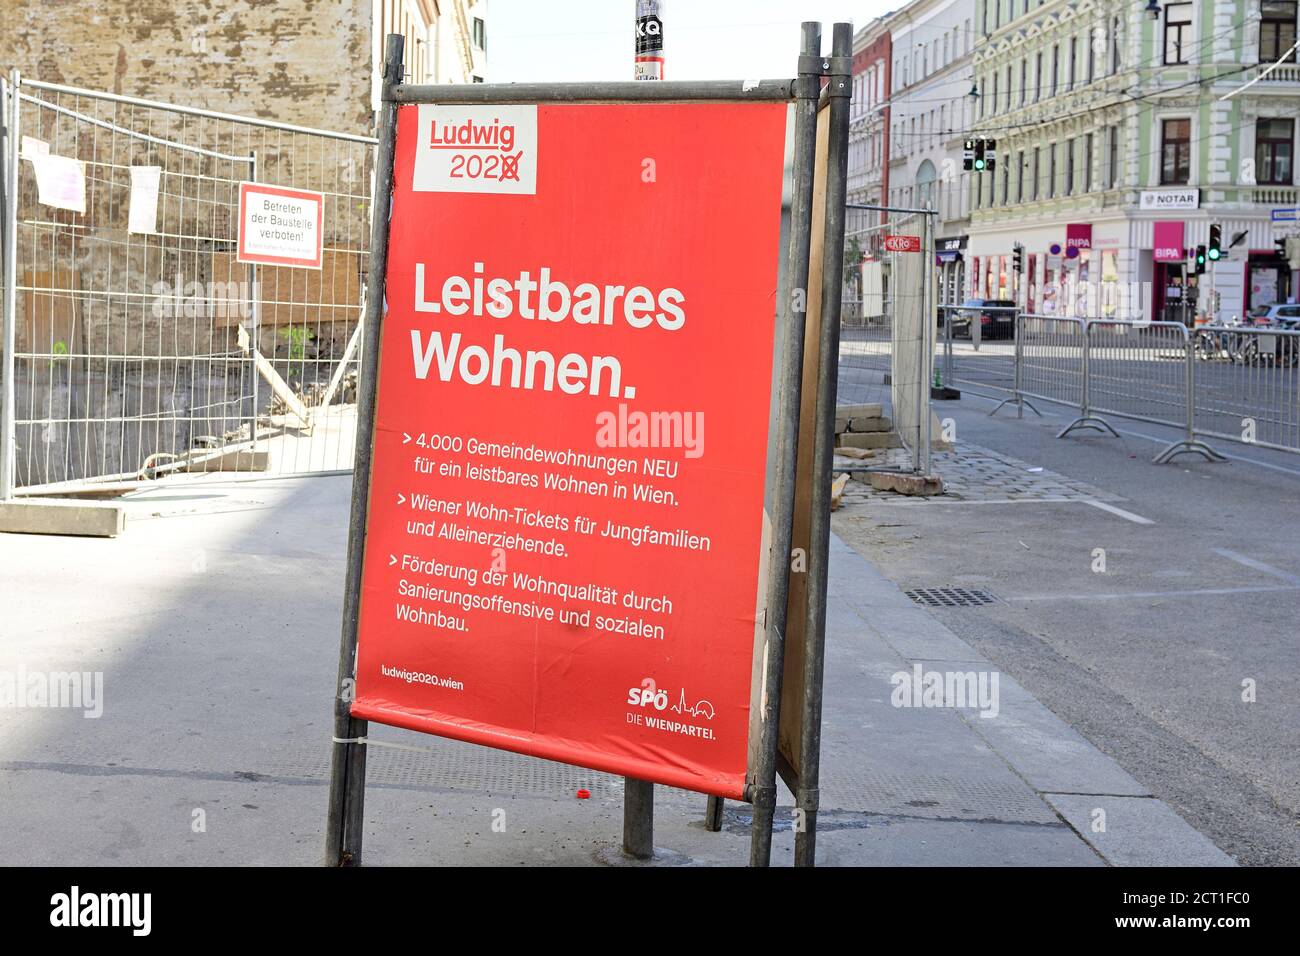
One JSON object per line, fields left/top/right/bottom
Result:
{"left": 969, "top": 138, "right": 996, "bottom": 172}
{"left": 1012, "top": 243, "right": 1024, "bottom": 274}
{"left": 1208, "top": 224, "right": 1222, "bottom": 261}
{"left": 1194, "top": 244, "right": 1207, "bottom": 274}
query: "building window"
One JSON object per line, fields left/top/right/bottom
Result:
{"left": 1017, "top": 149, "right": 1026, "bottom": 202}
{"left": 1087, "top": 24, "right": 1096, "bottom": 83}
{"left": 1034, "top": 52, "right": 1043, "bottom": 101}
{"left": 1033, "top": 146, "right": 1041, "bottom": 199}
{"left": 1020, "top": 59, "right": 1028, "bottom": 105}
{"left": 1051, "top": 44, "right": 1059, "bottom": 96}
{"left": 1084, "top": 132, "right": 1094, "bottom": 191}
{"left": 992, "top": 73, "right": 999, "bottom": 114}
{"left": 473, "top": 17, "right": 487, "bottom": 51}
{"left": 1164, "top": 4, "right": 1193, "bottom": 65}
{"left": 1261, "top": 2, "right": 1299, "bottom": 62}
{"left": 1069, "top": 36, "right": 1078, "bottom": 89}
{"left": 1111, "top": 15, "right": 1122, "bottom": 73}
{"left": 1108, "top": 125, "right": 1120, "bottom": 187}
{"left": 1256, "top": 118, "right": 1295, "bottom": 185}
{"left": 1048, "top": 142, "right": 1057, "bottom": 198}
{"left": 1161, "top": 118, "right": 1191, "bottom": 185}
{"left": 1065, "top": 138, "right": 1075, "bottom": 195}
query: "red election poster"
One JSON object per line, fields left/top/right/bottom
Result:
{"left": 350, "top": 101, "right": 787, "bottom": 798}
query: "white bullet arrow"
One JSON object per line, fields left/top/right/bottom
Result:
{"left": 402, "top": 432, "right": 412, "bottom": 444}
{"left": 389, "top": 554, "right": 397, "bottom": 566}
{"left": 397, "top": 493, "right": 406, "bottom": 505}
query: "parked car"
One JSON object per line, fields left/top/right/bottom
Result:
{"left": 948, "top": 299, "right": 1017, "bottom": 339}
{"left": 1250, "top": 303, "right": 1300, "bottom": 328}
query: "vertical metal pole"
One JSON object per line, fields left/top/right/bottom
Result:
{"left": 943, "top": 305, "right": 954, "bottom": 387}
{"left": 623, "top": 0, "right": 664, "bottom": 862}
{"left": 325, "top": 33, "right": 404, "bottom": 867}
{"left": 792, "top": 20, "right": 852, "bottom": 869}
{"left": 1080, "top": 319, "right": 1091, "bottom": 421}
{"left": 0, "top": 71, "right": 20, "bottom": 500}
{"left": 634, "top": 0, "right": 665, "bottom": 80}
{"left": 622, "top": 778, "right": 654, "bottom": 859}
{"left": 920, "top": 212, "right": 933, "bottom": 475}
{"left": 1015, "top": 309, "right": 1024, "bottom": 418}
{"left": 1184, "top": 326, "right": 1196, "bottom": 448}
{"left": 749, "top": 20, "right": 820, "bottom": 868}
{"left": 247, "top": 153, "right": 259, "bottom": 459}
{"left": 704, "top": 795, "right": 724, "bottom": 832}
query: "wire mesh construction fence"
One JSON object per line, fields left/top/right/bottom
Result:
{"left": 838, "top": 203, "right": 935, "bottom": 473}
{"left": 0, "top": 75, "right": 376, "bottom": 496}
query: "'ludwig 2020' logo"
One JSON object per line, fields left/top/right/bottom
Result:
{"left": 412, "top": 104, "right": 538, "bottom": 196}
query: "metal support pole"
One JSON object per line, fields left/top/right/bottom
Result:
{"left": 920, "top": 212, "right": 933, "bottom": 475}
{"left": 622, "top": 778, "right": 655, "bottom": 859}
{"left": 1153, "top": 326, "right": 1225, "bottom": 463}
{"left": 1, "top": 71, "right": 20, "bottom": 500}
{"left": 621, "top": 0, "right": 664, "bottom": 859}
{"left": 793, "top": 20, "right": 852, "bottom": 869}
{"left": 748, "top": 20, "right": 820, "bottom": 869}
{"left": 1058, "top": 319, "right": 1118, "bottom": 439}
{"left": 989, "top": 309, "right": 1041, "bottom": 418}
{"left": 324, "top": 33, "right": 404, "bottom": 868}
{"left": 247, "top": 153, "right": 259, "bottom": 460}
{"left": 704, "top": 795, "right": 724, "bottom": 832}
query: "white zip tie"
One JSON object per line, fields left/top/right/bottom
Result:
{"left": 331, "top": 736, "right": 446, "bottom": 756}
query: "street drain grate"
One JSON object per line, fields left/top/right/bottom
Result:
{"left": 905, "top": 587, "right": 996, "bottom": 608}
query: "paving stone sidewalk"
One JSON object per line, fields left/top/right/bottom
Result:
{"left": 838, "top": 440, "right": 1122, "bottom": 504}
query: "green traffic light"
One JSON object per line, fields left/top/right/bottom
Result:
{"left": 974, "top": 159, "right": 985, "bottom": 170}
{"left": 1208, "top": 248, "right": 1221, "bottom": 260}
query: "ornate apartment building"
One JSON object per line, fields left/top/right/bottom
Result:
{"left": 965, "top": 0, "right": 1299, "bottom": 321}
{"left": 850, "top": 0, "right": 979, "bottom": 303}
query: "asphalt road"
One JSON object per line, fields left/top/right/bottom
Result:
{"left": 832, "top": 366, "right": 1300, "bottom": 866}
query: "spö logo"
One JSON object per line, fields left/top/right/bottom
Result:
{"left": 627, "top": 677, "right": 669, "bottom": 710}
{"left": 413, "top": 104, "right": 537, "bottom": 196}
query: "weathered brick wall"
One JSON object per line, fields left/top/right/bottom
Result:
{"left": 1, "top": 0, "right": 375, "bottom": 135}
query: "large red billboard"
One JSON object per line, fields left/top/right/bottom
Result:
{"left": 350, "top": 100, "right": 787, "bottom": 798}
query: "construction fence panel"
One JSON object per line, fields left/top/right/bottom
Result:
{"left": 839, "top": 203, "right": 934, "bottom": 472}
{"left": 1190, "top": 326, "right": 1300, "bottom": 453}
{"left": 1018, "top": 314, "right": 1086, "bottom": 411}
{"left": 1, "top": 78, "right": 375, "bottom": 494}
{"left": 1086, "top": 320, "right": 1191, "bottom": 430}
{"left": 935, "top": 302, "right": 1017, "bottom": 398}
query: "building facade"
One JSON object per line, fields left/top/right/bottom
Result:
{"left": 965, "top": 0, "right": 1299, "bottom": 322}
{"left": 884, "top": 0, "right": 979, "bottom": 304}
{"left": 1, "top": 1, "right": 488, "bottom": 136}
{"left": 849, "top": 21, "right": 892, "bottom": 210}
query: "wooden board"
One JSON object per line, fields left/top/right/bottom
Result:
{"left": 18, "top": 269, "right": 81, "bottom": 360}
{"left": 211, "top": 248, "right": 364, "bottom": 328}
{"left": 776, "top": 101, "right": 831, "bottom": 786}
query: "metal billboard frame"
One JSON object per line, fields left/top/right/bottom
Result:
{"left": 326, "top": 23, "right": 850, "bottom": 868}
